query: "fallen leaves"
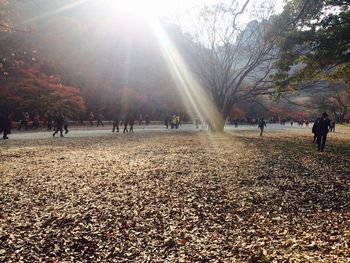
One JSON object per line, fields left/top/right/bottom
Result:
{"left": 0, "top": 130, "right": 349, "bottom": 262}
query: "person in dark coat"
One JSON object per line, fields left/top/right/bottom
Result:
{"left": 312, "top": 118, "right": 320, "bottom": 143}
{"left": 112, "top": 114, "right": 119, "bottom": 132}
{"left": 258, "top": 118, "right": 266, "bottom": 136}
{"left": 53, "top": 112, "right": 64, "bottom": 137}
{"left": 0, "top": 111, "right": 11, "bottom": 139}
{"left": 123, "top": 114, "right": 129, "bottom": 133}
{"left": 129, "top": 115, "right": 135, "bottom": 133}
{"left": 63, "top": 114, "right": 69, "bottom": 134}
{"left": 330, "top": 120, "right": 336, "bottom": 132}
{"left": 47, "top": 110, "right": 53, "bottom": 131}
{"left": 316, "top": 112, "right": 331, "bottom": 151}
{"left": 96, "top": 113, "right": 104, "bottom": 127}
{"left": 164, "top": 115, "right": 170, "bottom": 129}
{"left": 18, "top": 111, "right": 29, "bottom": 131}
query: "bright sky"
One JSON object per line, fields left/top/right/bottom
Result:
{"left": 102, "top": 0, "right": 285, "bottom": 20}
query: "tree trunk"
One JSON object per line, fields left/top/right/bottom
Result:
{"left": 208, "top": 112, "right": 226, "bottom": 132}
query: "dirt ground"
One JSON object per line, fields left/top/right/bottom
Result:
{"left": 0, "top": 127, "right": 350, "bottom": 262}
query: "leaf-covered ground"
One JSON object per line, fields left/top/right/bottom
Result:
{"left": 0, "top": 127, "right": 350, "bottom": 262}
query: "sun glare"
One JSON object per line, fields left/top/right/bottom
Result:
{"left": 104, "top": 0, "right": 168, "bottom": 20}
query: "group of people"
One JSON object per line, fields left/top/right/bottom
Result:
{"left": 88, "top": 112, "right": 105, "bottom": 127}
{"left": 256, "top": 113, "right": 335, "bottom": 151}
{"left": 52, "top": 112, "right": 70, "bottom": 137}
{"left": 0, "top": 109, "right": 339, "bottom": 153}
{"left": 164, "top": 114, "right": 181, "bottom": 129}
{"left": 0, "top": 110, "right": 70, "bottom": 139}
{"left": 17, "top": 111, "right": 55, "bottom": 131}
{"left": 111, "top": 113, "right": 135, "bottom": 133}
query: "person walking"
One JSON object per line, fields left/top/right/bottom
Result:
{"left": 258, "top": 118, "right": 266, "bottom": 136}
{"left": 312, "top": 118, "right": 320, "bottom": 143}
{"left": 145, "top": 114, "right": 150, "bottom": 125}
{"left": 18, "top": 112, "right": 30, "bottom": 131}
{"left": 53, "top": 112, "right": 64, "bottom": 137}
{"left": 330, "top": 119, "right": 336, "bottom": 132}
{"left": 175, "top": 115, "right": 180, "bottom": 129}
{"left": 123, "top": 114, "right": 129, "bottom": 133}
{"left": 96, "top": 113, "right": 104, "bottom": 127}
{"left": 139, "top": 113, "right": 143, "bottom": 126}
{"left": 63, "top": 114, "right": 69, "bottom": 134}
{"left": 112, "top": 114, "right": 119, "bottom": 132}
{"left": 129, "top": 115, "right": 135, "bottom": 133}
{"left": 171, "top": 115, "right": 176, "bottom": 129}
{"left": 89, "top": 112, "right": 94, "bottom": 127}
{"left": 47, "top": 110, "right": 53, "bottom": 131}
{"left": 31, "top": 112, "right": 41, "bottom": 129}
{"left": 316, "top": 112, "right": 331, "bottom": 151}
{"left": 164, "top": 115, "right": 170, "bottom": 129}
{"left": 0, "top": 111, "right": 11, "bottom": 139}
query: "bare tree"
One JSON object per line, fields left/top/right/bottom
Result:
{"left": 307, "top": 84, "right": 350, "bottom": 123}
{"left": 178, "top": 0, "right": 310, "bottom": 131}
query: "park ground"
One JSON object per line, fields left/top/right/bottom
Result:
{"left": 0, "top": 125, "right": 350, "bottom": 262}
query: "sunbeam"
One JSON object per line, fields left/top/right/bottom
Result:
{"left": 20, "top": 0, "right": 91, "bottom": 25}
{"left": 151, "top": 21, "right": 224, "bottom": 131}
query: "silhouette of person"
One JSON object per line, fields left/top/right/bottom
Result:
{"left": 312, "top": 118, "right": 320, "bottom": 143}
{"left": 53, "top": 112, "right": 64, "bottom": 137}
{"left": 96, "top": 113, "right": 104, "bottom": 127}
{"left": 0, "top": 111, "right": 11, "bottom": 139}
{"left": 129, "top": 115, "right": 135, "bottom": 133}
{"left": 316, "top": 112, "right": 331, "bottom": 151}
{"left": 63, "top": 114, "right": 69, "bottom": 134}
{"left": 258, "top": 118, "right": 266, "bottom": 136}
{"left": 89, "top": 112, "right": 94, "bottom": 126}
{"left": 112, "top": 114, "right": 119, "bottom": 132}
{"left": 18, "top": 112, "right": 29, "bottom": 131}
{"left": 123, "top": 114, "right": 129, "bottom": 133}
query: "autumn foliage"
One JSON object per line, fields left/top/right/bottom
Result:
{"left": 0, "top": 62, "right": 85, "bottom": 116}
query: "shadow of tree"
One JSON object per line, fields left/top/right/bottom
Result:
{"left": 234, "top": 134, "right": 350, "bottom": 213}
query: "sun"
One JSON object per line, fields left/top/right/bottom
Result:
{"left": 102, "top": 0, "right": 169, "bottom": 21}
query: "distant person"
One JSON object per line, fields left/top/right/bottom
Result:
{"left": 315, "top": 112, "right": 331, "bottom": 151}
{"left": 312, "top": 118, "right": 320, "bottom": 143}
{"left": 194, "top": 117, "right": 199, "bottom": 129}
{"left": 43, "top": 111, "right": 48, "bottom": 129}
{"left": 96, "top": 113, "right": 104, "bottom": 127}
{"left": 129, "top": 115, "right": 135, "bottom": 133}
{"left": 89, "top": 112, "right": 94, "bottom": 126}
{"left": 139, "top": 113, "right": 143, "bottom": 125}
{"left": 53, "top": 112, "right": 64, "bottom": 137}
{"left": 31, "top": 112, "right": 41, "bottom": 129}
{"left": 258, "top": 118, "right": 266, "bottom": 136}
{"left": 145, "top": 114, "right": 150, "bottom": 125}
{"left": 330, "top": 120, "right": 336, "bottom": 132}
{"left": 234, "top": 120, "right": 238, "bottom": 128}
{"left": 78, "top": 112, "right": 84, "bottom": 125}
{"left": 18, "top": 112, "right": 30, "bottom": 131}
{"left": 0, "top": 111, "right": 11, "bottom": 139}
{"left": 112, "top": 114, "right": 119, "bottom": 132}
{"left": 63, "top": 114, "right": 69, "bottom": 134}
{"left": 164, "top": 115, "right": 170, "bottom": 129}
{"left": 176, "top": 115, "right": 180, "bottom": 129}
{"left": 291, "top": 120, "right": 293, "bottom": 127}
{"left": 171, "top": 115, "right": 176, "bottom": 129}
{"left": 47, "top": 110, "right": 53, "bottom": 130}
{"left": 123, "top": 114, "right": 129, "bottom": 133}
